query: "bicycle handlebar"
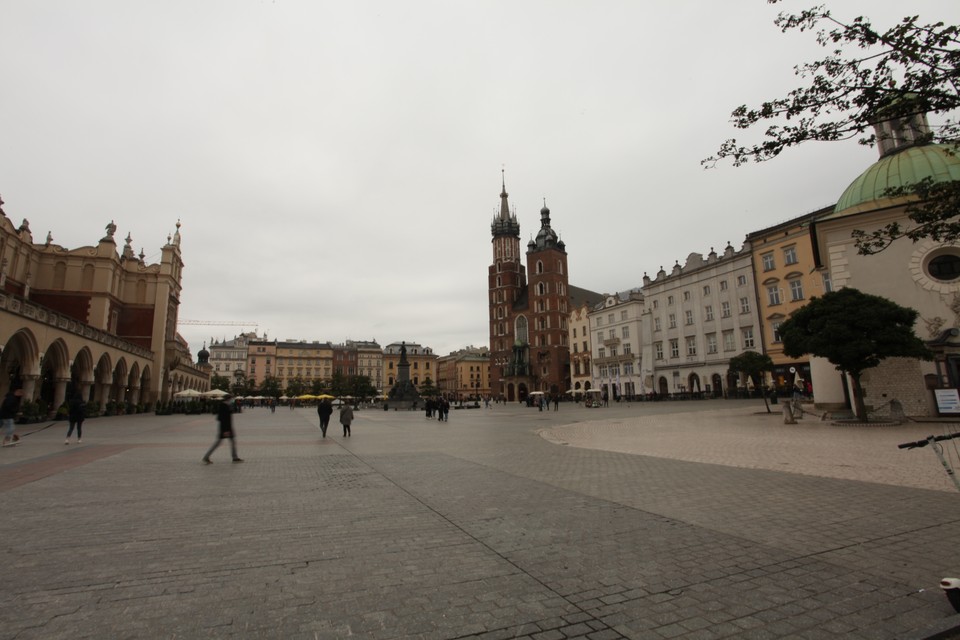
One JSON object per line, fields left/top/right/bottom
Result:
{"left": 899, "top": 432, "right": 960, "bottom": 450}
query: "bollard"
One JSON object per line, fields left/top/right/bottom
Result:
{"left": 942, "top": 578, "right": 960, "bottom": 613}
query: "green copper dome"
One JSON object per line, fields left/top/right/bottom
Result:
{"left": 834, "top": 144, "right": 960, "bottom": 215}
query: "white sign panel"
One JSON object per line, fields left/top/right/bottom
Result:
{"left": 935, "top": 389, "right": 960, "bottom": 414}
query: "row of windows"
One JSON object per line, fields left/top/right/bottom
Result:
{"left": 597, "top": 362, "right": 636, "bottom": 377}
{"left": 650, "top": 276, "right": 748, "bottom": 309}
{"left": 654, "top": 328, "right": 755, "bottom": 359}
{"left": 386, "top": 361, "right": 431, "bottom": 369}
{"left": 653, "top": 297, "right": 751, "bottom": 331}
{"left": 596, "top": 343, "right": 632, "bottom": 358}
{"left": 761, "top": 246, "right": 799, "bottom": 271}
{"left": 596, "top": 326, "right": 631, "bottom": 342}
{"left": 494, "top": 255, "right": 566, "bottom": 275}
{"left": 594, "top": 309, "right": 630, "bottom": 326}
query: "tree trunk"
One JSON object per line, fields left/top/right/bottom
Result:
{"left": 850, "top": 374, "right": 868, "bottom": 421}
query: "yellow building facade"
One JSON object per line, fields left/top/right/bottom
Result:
{"left": 746, "top": 208, "right": 832, "bottom": 390}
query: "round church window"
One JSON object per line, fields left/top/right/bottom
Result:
{"left": 926, "top": 252, "right": 960, "bottom": 282}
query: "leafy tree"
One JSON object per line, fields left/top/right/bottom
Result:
{"left": 285, "top": 376, "right": 308, "bottom": 398}
{"left": 258, "top": 376, "right": 282, "bottom": 399}
{"left": 341, "top": 375, "right": 372, "bottom": 399}
{"left": 230, "top": 373, "right": 251, "bottom": 398}
{"left": 704, "top": 3, "right": 960, "bottom": 253}
{"left": 209, "top": 374, "right": 231, "bottom": 392}
{"left": 329, "top": 373, "right": 348, "bottom": 398}
{"left": 728, "top": 351, "right": 775, "bottom": 412}
{"left": 310, "top": 378, "right": 328, "bottom": 395}
{"left": 779, "top": 288, "right": 932, "bottom": 420}
{"left": 418, "top": 377, "right": 439, "bottom": 397}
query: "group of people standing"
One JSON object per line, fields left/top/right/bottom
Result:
{"left": 424, "top": 397, "right": 450, "bottom": 421}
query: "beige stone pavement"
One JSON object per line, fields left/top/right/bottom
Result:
{"left": 539, "top": 403, "right": 960, "bottom": 493}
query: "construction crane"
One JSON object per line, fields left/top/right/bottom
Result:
{"left": 180, "top": 320, "right": 259, "bottom": 328}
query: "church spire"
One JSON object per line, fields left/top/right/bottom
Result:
{"left": 491, "top": 169, "right": 520, "bottom": 239}
{"left": 499, "top": 168, "right": 510, "bottom": 220}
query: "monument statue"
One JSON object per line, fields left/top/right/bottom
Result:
{"left": 387, "top": 341, "right": 422, "bottom": 409}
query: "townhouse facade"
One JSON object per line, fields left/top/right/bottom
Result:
{"left": 208, "top": 332, "right": 263, "bottom": 386}
{"left": 437, "top": 346, "right": 490, "bottom": 399}
{"left": 745, "top": 208, "right": 832, "bottom": 390}
{"left": 568, "top": 301, "right": 593, "bottom": 394}
{"left": 588, "top": 291, "right": 646, "bottom": 400}
{"left": 383, "top": 341, "right": 437, "bottom": 395}
{"left": 642, "top": 244, "right": 763, "bottom": 398}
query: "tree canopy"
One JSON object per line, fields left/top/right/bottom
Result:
{"left": 728, "top": 350, "right": 776, "bottom": 412}
{"left": 704, "top": 2, "right": 960, "bottom": 253}
{"left": 779, "top": 288, "right": 931, "bottom": 419}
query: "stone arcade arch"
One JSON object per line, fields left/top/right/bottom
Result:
{"left": 0, "top": 329, "right": 40, "bottom": 398}
{"left": 711, "top": 373, "right": 723, "bottom": 398}
{"left": 38, "top": 338, "right": 71, "bottom": 414}
{"left": 72, "top": 347, "right": 95, "bottom": 402}
{"left": 0, "top": 327, "right": 158, "bottom": 416}
{"left": 658, "top": 376, "right": 669, "bottom": 396}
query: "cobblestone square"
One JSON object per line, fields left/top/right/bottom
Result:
{"left": 0, "top": 400, "right": 958, "bottom": 639}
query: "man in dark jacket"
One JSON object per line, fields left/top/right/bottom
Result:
{"left": 202, "top": 396, "right": 243, "bottom": 464}
{"left": 66, "top": 393, "right": 86, "bottom": 444}
{"left": 1, "top": 387, "right": 23, "bottom": 446}
{"left": 317, "top": 399, "right": 333, "bottom": 438}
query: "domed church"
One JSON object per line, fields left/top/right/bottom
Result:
{"left": 809, "top": 108, "right": 960, "bottom": 416}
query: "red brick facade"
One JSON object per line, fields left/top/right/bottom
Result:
{"left": 488, "top": 177, "right": 581, "bottom": 402}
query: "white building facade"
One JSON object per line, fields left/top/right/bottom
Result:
{"left": 588, "top": 291, "right": 646, "bottom": 400}
{"left": 642, "top": 244, "right": 763, "bottom": 398}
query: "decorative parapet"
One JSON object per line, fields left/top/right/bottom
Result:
{"left": 0, "top": 292, "right": 154, "bottom": 359}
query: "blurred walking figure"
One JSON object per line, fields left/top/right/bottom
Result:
{"left": 65, "top": 392, "right": 86, "bottom": 444}
{"left": 202, "top": 395, "right": 243, "bottom": 463}
{"left": 340, "top": 403, "right": 354, "bottom": 437}
{"left": 317, "top": 399, "right": 333, "bottom": 437}
{"left": 1, "top": 387, "right": 23, "bottom": 447}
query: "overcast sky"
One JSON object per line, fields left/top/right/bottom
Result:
{"left": 2, "top": 1, "right": 958, "bottom": 358}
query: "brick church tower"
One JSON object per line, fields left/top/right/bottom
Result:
{"left": 488, "top": 173, "right": 572, "bottom": 402}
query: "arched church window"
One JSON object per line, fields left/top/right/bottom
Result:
{"left": 536, "top": 260, "right": 543, "bottom": 274}
{"left": 515, "top": 316, "right": 528, "bottom": 344}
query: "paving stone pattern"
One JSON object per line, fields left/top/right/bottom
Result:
{"left": 0, "top": 400, "right": 958, "bottom": 639}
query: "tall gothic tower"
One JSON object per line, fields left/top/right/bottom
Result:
{"left": 488, "top": 173, "right": 572, "bottom": 401}
{"left": 489, "top": 172, "right": 524, "bottom": 394}
{"left": 524, "top": 200, "right": 570, "bottom": 396}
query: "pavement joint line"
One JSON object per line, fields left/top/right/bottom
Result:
{"left": 349, "top": 450, "right": 621, "bottom": 633}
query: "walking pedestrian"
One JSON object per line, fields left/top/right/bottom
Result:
{"left": 317, "top": 399, "right": 333, "bottom": 438}
{"left": 1, "top": 387, "right": 23, "bottom": 447}
{"left": 340, "top": 402, "right": 354, "bottom": 437}
{"left": 440, "top": 398, "right": 450, "bottom": 422}
{"left": 202, "top": 395, "right": 243, "bottom": 464}
{"left": 65, "top": 392, "right": 85, "bottom": 444}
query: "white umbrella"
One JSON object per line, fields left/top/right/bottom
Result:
{"left": 174, "top": 389, "right": 203, "bottom": 399}
{"left": 202, "top": 389, "right": 228, "bottom": 399}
